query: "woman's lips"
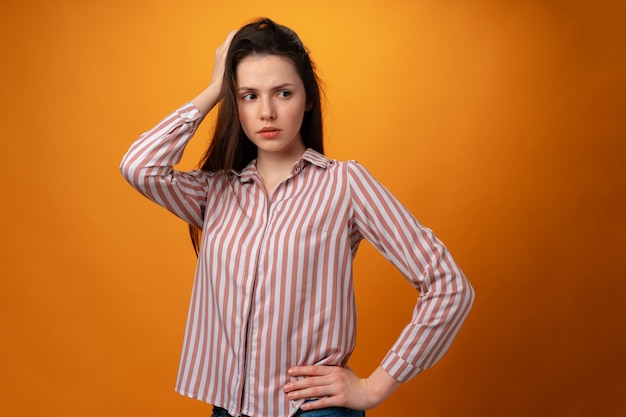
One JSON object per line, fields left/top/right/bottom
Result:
{"left": 259, "top": 128, "right": 281, "bottom": 139}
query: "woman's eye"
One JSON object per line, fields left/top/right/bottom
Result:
{"left": 242, "top": 93, "right": 256, "bottom": 100}
{"left": 278, "top": 90, "right": 292, "bottom": 98}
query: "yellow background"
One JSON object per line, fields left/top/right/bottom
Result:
{"left": 1, "top": 0, "right": 625, "bottom": 416}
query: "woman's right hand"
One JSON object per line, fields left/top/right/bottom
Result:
{"left": 209, "top": 30, "right": 237, "bottom": 93}
{"left": 192, "top": 30, "right": 237, "bottom": 114}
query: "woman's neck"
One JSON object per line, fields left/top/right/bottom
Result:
{"left": 256, "top": 145, "right": 306, "bottom": 195}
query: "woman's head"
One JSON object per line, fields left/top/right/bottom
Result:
{"left": 201, "top": 17, "right": 324, "bottom": 173}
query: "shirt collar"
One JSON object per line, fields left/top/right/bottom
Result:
{"left": 233, "top": 148, "right": 330, "bottom": 183}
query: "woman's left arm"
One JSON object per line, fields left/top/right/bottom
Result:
{"left": 283, "top": 161, "right": 474, "bottom": 410}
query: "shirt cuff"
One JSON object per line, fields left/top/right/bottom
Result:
{"left": 176, "top": 102, "right": 204, "bottom": 123}
{"left": 381, "top": 350, "right": 424, "bottom": 383}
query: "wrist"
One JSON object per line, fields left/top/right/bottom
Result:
{"left": 366, "top": 366, "right": 401, "bottom": 408}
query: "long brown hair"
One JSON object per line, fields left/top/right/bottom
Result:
{"left": 190, "top": 17, "right": 325, "bottom": 254}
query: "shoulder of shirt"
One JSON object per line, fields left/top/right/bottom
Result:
{"left": 302, "top": 149, "right": 366, "bottom": 170}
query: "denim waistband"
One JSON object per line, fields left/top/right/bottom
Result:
{"left": 211, "top": 406, "right": 249, "bottom": 417}
{"left": 211, "top": 404, "right": 364, "bottom": 417}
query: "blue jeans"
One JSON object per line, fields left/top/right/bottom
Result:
{"left": 211, "top": 404, "right": 365, "bottom": 417}
{"left": 293, "top": 405, "right": 365, "bottom": 417}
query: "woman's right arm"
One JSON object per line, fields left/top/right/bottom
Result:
{"left": 120, "top": 103, "right": 211, "bottom": 228}
{"left": 119, "top": 31, "right": 236, "bottom": 228}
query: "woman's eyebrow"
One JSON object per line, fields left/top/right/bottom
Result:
{"left": 272, "top": 83, "right": 295, "bottom": 90}
{"left": 237, "top": 83, "right": 295, "bottom": 92}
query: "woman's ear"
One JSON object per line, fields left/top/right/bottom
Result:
{"left": 305, "top": 100, "right": 313, "bottom": 111}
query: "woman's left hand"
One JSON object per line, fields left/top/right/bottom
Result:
{"left": 282, "top": 365, "right": 397, "bottom": 411}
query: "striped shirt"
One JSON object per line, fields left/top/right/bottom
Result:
{"left": 120, "top": 102, "right": 474, "bottom": 417}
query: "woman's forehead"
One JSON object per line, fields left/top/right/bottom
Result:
{"left": 236, "top": 55, "right": 302, "bottom": 88}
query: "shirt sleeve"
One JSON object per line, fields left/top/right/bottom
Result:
{"left": 120, "top": 102, "right": 214, "bottom": 229}
{"left": 346, "top": 161, "right": 475, "bottom": 382}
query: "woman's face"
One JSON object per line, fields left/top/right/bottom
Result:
{"left": 236, "top": 54, "right": 309, "bottom": 161}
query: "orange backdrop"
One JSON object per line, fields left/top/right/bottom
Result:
{"left": 1, "top": 0, "right": 625, "bottom": 416}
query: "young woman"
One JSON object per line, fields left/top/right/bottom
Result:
{"left": 121, "top": 17, "right": 474, "bottom": 417}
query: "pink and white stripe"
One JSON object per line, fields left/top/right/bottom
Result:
{"left": 120, "top": 103, "right": 474, "bottom": 417}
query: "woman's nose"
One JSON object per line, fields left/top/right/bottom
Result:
{"left": 260, "top": 98, "right": 276, "bottom": 121}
